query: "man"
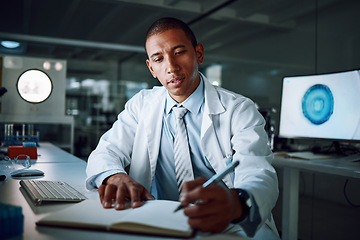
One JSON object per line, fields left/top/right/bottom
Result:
{"left": 86, "top": 17, "right": 279, "bottom": 238}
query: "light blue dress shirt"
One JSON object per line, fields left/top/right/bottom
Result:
{"left": 151, "top": 77, "right": 225, "bottom": 200}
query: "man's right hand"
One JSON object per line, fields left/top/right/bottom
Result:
{"left": 98, "top": 173, "right": 155, "bottom": 210}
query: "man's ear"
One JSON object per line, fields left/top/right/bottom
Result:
{"left": 196, "top": 43, "right": 204, "bottom": 65}
{"left": 146, "top": 59, "right": 157, "bottom": 78}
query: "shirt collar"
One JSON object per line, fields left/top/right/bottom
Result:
{"left": 165, "top": 75, "right": 205, "bottom": 115}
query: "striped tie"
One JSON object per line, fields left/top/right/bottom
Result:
{"left": 172, "top": 106, "right": 194, "bottom": 193}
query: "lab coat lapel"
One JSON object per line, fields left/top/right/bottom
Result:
{"left": 143, "top": 89, "right": 166, "bottom": 181}
{"left": 201, "top": 78, "right": 234, "bottom": 188}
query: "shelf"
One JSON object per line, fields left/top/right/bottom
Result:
{"left": 0, "top": 114, "right": 74, "bottom": 154}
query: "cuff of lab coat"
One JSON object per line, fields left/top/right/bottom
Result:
{"left": 85, "top": 169, "right": 126, "bottom": 190}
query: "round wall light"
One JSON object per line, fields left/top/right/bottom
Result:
{"left": 17, "top": 69, "right": 53, "bottom": 103}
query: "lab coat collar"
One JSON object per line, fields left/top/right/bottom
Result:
{"left": 201, "top": 72, "right": 226, "bottom": 115}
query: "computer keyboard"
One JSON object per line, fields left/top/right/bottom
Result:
{"left": 20, "top": 180, "right": 87, "bottom": 205}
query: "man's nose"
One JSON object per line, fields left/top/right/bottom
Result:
{"left": 166, "top": 57, "right": 179, "bottom": 73}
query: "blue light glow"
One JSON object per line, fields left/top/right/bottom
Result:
{"left": 1, "top": 41, "right": 21, "bottom": 49}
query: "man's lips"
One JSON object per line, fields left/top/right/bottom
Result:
{"left": 168, "top": 76, "right": 184, "bottom": 84}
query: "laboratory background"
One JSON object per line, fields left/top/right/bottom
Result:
{"left": 0, "top": 0, "right": 359, "bottom": 239}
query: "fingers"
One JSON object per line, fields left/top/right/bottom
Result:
{"left": 181, "top": 183, "right": 239, "bottom": 233}
{"left": 184, "top": 191, "right": 231, "bottom": 225}
{"left": 97, "top": 173, "right": 154, "bottom": 211}
{"left": 127, "top": 181, "right": 144, "bottom": 208}
{"left": 114, "top": 182, "right": 129, "bottom": 210}
{"left": 181, "top": 177, "right": 206, "bottom": 193}
{"left": 102, "top": 184, "right": 118, "bottom": 208}
{"left": 180, "top": 177, "right": 207, "bottom": 206}
{"left": 98, "top": 184, "right": 105, "bottom": 203}
{"left": 185, "top": 201, "right": 231, "bottom": 233}
{"left": 184, "top": 196, "right": 229, "bottom": 233}
{"left": 144, "top": 191, "right": 155, "bottom": 201}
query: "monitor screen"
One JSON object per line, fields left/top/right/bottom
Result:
{"left": 279, "top": 69, "right": 360, "bottom": 141}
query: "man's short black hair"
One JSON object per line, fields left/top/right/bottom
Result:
{"left": 145, "top": 17, "right": 198, "bottom": 50}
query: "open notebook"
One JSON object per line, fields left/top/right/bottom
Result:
{"left": 36, "top": 199, "right": 193, "bottom": 238}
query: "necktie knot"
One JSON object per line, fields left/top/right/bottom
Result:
{"left": 172, "top": 106, "right": 188, "bottom": 119}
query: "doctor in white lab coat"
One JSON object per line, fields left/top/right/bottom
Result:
{"left": 86, "top": 17, "right": 279, "bottom": 238}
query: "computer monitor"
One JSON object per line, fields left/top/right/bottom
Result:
{"left": 279, "top": 69, "right": 360, "bottom": 141}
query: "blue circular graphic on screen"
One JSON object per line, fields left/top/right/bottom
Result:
{"left": 302, "top": 84, "right": 334, "bottom": 125}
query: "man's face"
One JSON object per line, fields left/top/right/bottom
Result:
{"left": 146, "top": 29, "right": 204, "bottom": 103}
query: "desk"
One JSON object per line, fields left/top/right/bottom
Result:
{"left": 0, "top": 143, "right": 248, "bottom": 240}
{"left": 1, "top": 162, "right": 150, "bottom": 240}
{"left": 273, "top": 155, "right": 360, "bottom": 240}
{"left": 36, "top": 142, "right": 83, "bottom": 163}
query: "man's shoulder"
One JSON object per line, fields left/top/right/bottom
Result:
{"left": 209, "top": 84, "right": 252, "bottom": 105}
{"left": 203, "top": 76, "right": 247, "bottom": 101}
{"left": 138, "top": 85, "right": 165, "bottom": 96}
{"left": 123, "top": 85, "right": 166, "bottom": 117}
{"left": 130, "top": 85, "right": 166, "bottom": 103}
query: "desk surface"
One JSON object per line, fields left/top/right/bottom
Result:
{"left": 0, "top": 144, "right": 246, "bottom": 240}
{"left": 36, "top": 142, "right": 81, "bottom": 163}
{"left": 273, "top": 154, "right": 360, "bottom": 179}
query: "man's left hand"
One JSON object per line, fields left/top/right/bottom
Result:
{"left": 180, "top": 177, "right": 243, "bottom": 233}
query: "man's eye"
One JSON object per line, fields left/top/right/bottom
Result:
{"left": 154, "top": 57, "right": 162, "bottom": 62}
{"left": 175, "top": 50, "right": 185, "bottom": 55}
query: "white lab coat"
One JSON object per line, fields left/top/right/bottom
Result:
{"left": 86, "top": 75, "right": 279, "bottom": 237}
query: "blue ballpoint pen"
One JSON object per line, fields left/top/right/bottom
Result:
{"left": 174, "top": 159, "right": 240, "bottom": 212}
